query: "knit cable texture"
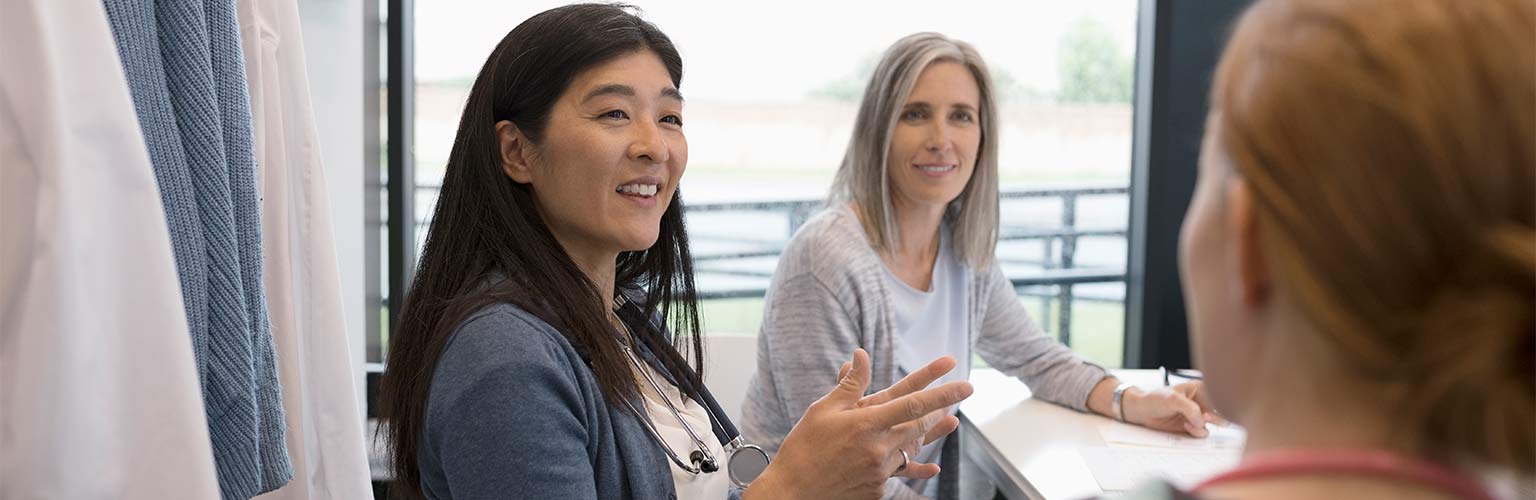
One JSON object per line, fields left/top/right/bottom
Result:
{"left": 101, "top": 0, "right": 292, "bottom": 498}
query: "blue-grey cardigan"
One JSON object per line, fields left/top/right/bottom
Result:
{"left": 417, "top": 302, "right": 743, "bottom": 500}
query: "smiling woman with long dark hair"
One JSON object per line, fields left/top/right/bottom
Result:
{"left": 377, "top": 4, "right": 975, "bottom": 500}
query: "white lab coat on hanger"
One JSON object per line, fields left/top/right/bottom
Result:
{"left": 0, "top": 0, "right": 221, "bottom": 498}
{"left": 236, "top": 1, "right": 373, "bottom": 499}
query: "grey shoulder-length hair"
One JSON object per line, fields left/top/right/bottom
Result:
{"left": 829, "top": 32, "right": 1000, "bottom": 271}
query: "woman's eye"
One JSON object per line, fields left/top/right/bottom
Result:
{"left": 601, "top": 109, "right": 629, "bottom": 120}
{"left": 902, "top": 109, "right": 926, "bottom": 120}
{"left": 952, "top": 111, "right": 974, "bottom": 122}
{"left": 661, "top": 115, "right": 683, "bottom": 126}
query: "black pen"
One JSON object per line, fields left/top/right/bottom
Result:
{"left": 1160, "top": 366, "right": 1203, "bottom": 386}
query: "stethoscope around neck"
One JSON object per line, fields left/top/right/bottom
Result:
{"left": 608, "top": 294, "right": 771, "bottom": 488}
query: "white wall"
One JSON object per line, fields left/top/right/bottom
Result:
{"left": 297, "top": 0, "right": 367, "bottom": 414}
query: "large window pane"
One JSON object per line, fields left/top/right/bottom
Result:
{"left": 402, "top": 1, "right": 1138, "bottom": 367}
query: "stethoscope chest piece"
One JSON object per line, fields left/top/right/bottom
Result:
{"left": 725, "top": 440, "right": 770, "bottom": 488}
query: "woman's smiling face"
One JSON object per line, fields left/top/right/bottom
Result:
{"left": 885, "top": 61, "right": 982, "bottom": 211}
{"left": 498, "top": 49, "right": 688, "bottom": 257}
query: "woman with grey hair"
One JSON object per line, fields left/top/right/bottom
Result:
{"left": 739, "top": 32, "right": 1218, "bottom": 500}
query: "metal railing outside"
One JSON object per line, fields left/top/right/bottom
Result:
{"left": 679, "top": 184, "right": 1129, "bottom": 345}
{"left": 376, "top": 183, "right": 1129, "bottom": 347}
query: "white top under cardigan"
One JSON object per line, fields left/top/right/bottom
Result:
{"left": 881, "top": 227, "right": 972, "bottom": 497}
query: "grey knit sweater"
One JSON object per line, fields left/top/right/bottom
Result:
{"left": 101, "top": 1, "right": 290, "bottom": 498}
{"left": 740, "top": 204, "right": 1108, "bottom": 499}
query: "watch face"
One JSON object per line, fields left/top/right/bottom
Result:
{"left": 728, "top": 445, "right": 770, "bottom": 487}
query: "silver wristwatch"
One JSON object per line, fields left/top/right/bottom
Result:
{"left": 1111, "top": 382, "right": 1134, "bottom": 423}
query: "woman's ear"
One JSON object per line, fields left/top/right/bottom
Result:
{"left": 495, "top": 120, "right": 534, "bottom": 184}
{"left": 1225, "top": 178, "right": 1271, "bottom": 307}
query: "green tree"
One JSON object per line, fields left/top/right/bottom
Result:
{"left": 1056, "top": 18, "right": 1134, "bottom": 103}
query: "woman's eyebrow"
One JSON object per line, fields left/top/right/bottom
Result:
{"left": 951, "top": 103, "right": 977, "bottom": 111}
{"left": 580, "top": 84, "right": 685, "bottom": 104}
{"left": 581, "top": 83, "right": 635, "bottom": 103}
{"left": 661, "top": 87, "right": 684, "bottom": 103}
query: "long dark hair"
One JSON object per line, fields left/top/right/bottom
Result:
{"left": 378, "top": 4, "right": 703, "bottom": 498}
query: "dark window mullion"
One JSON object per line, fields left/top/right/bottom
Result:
{"left": 1124, "top": 0, "right": 1252, "bottom": 369}
{"left": 386, "top": 0, "right": 415, "bottom": 333}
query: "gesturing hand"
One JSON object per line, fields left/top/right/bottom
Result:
{"left": 743, "top": 349, "right": 974, "bottom": 500}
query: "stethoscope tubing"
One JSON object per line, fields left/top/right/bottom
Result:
{"left": 614, "top": 294, "right": 742, "bottom": 447}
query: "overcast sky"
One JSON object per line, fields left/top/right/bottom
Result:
{"left": 413, "top": 1, "right": 1139, "bottom": 102}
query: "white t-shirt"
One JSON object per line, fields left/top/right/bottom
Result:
{"left": 633, "top": 361, "right": 732, "bottom": 500}
{"left": 881, "top": 228, "right": 972, "bottom": 497}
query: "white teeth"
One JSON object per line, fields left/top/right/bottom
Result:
{"left": 917, "top": 165, "right": 956, "bottom": 172}
{"left": 616, "top": 183, "right": 659, "bottom": 197}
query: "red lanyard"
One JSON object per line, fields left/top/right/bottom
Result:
{"left": 1192, "top": 449, "right": 1494, "bottom": 500}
